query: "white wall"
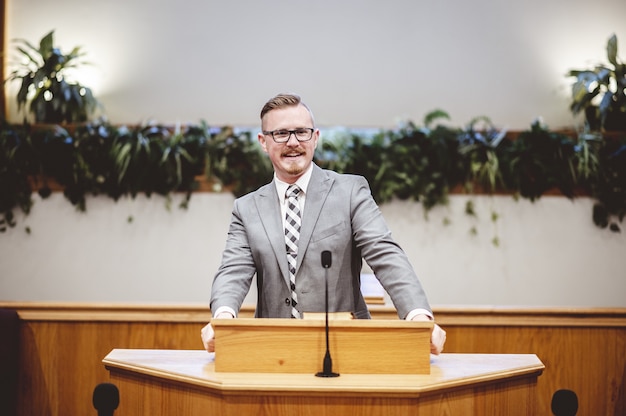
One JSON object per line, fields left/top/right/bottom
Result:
{"left": 4, "top": 0, "right": 626, "bottom": 130}
{"left": 1, "top": 193, "right": 625, "bottom": 308}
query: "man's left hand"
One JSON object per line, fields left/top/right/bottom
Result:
{"left": 411, "top": 314, "right": 446, "bottom": 355}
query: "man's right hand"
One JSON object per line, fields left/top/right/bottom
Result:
{"left": 200, "top": 312, "right": 234, "bottom": 352}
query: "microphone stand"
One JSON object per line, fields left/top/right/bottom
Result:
{"left": 316, "top": 254, "right": 339, "bottom": 378}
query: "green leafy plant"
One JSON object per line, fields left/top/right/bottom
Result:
{"left": 456, "top": 117, "right": 509, "bottom": 245}
{"left": 381, "top": 113, "right": 464, "bottom": 210}
{"left": 457, "top": 116, "right": 508, "bottom": 193}
{"left": 205, "top": 126, "right": 273, "bottom": 197}
{"left": 573, "top": 131, "right": 602, "bottom": 187}
{"left": 0, "top": 122, "right": 34, "bottom": 232}
{"left": 317, "top": 128, "right": 391, "bottom": 202}
{"left": 317, "top": 111, "right": 464, "bottom": 211}
{"left": 4, "top": 30, "right": 99, "bottom": 124}
{"left": 502, "top": 120, "right": 579, "bottom": 201}
{"left": 568, "top": 33, "right": 626, "bottom": 131}
{"left": 94, "top": 121, "right": 210, "bottom": 208}
{"left": 1, "top": 116, "right": 625, "bottom": 234}
{"left": 589, "top": 136, "right": 626, "bottom": 231}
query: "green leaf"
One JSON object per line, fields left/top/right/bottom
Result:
{"left": 39, "top": 30, "right": 55, "bottom": 58}
{"left": 607, "top": 34, "right": 618, "bottom": 67}
{"left": 423, "top": 109, "right": 450, "bottom": 129}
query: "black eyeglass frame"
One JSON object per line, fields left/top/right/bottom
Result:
{"left": 262, "top": 128, "right": 315, "bottom": 143}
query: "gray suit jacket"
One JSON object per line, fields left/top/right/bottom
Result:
{"left": 210, "top": 164, "right": 431, "bottom": 319}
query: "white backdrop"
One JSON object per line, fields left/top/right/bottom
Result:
{"left": 4, "top": 0, "right": 626, "bottom": 129}
{"left": 1, "top": 193, "right": 625, "bottom": 307}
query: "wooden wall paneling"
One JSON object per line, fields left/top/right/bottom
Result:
{"left": 3, "top": 303, "right": 625, "bottom": 416}
{"left": 441, "top": 325, "right": 626, "bottom": 416}
{"left": 17, "top": 320, "right": 205, "bottom": 416}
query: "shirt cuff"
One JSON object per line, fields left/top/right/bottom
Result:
{"left": 405, "top": 308, "right": 434, "bottom": 321}
{"left": 211, "top": 306, "right": 236, "bottom": 319}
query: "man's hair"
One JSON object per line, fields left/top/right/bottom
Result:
{"left": 260, "top": 93, "right": 314, "bottom": 125}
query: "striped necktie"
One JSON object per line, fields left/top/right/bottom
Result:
{"left": 285, "top": 184, "right": 302, "bottom": 319}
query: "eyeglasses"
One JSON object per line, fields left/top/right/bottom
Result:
{"left": 262, "top": 128, "right": 315, "bottom": 143}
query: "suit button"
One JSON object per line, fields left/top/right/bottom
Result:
{"left": 285, "top": 298, "right": 291, "bottom": 305}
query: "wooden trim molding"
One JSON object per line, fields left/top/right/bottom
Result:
{"left": 2, "top": 301, "right": 625, "bottom": 327}
{"left": 0, "top": 302, "right": 215, "bottom": 322}
{"left": 432, "top": 305, "right": 626, "bottom": 327}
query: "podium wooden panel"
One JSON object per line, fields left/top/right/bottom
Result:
{"left": 212, "top": 318, "right": 432, "bottom": 374}
{"left": 103, "top": 349, "right": 544, "bottom": 416}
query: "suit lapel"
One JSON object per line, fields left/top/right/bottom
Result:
{"left": 254, "top": 182, "right": 290, "bottom": 282}
{"left": 297, "top": 165, "right": 333, "bottom": 269}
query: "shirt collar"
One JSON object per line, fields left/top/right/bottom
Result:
{"left": 275, "top": 163, "right": 314, "bottom": 203}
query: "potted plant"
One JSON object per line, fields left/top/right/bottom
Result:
{"left": 4, "top": 30, "right": 99, "bottom": 124}
{"left": 501, "top": 119, "right": 579, "bottom": 201}
{"left": 568, "top": 33, "right": 626, "bottom": 132}
{"left": 205, "top": 126, "right": 273, "bottom": 197}
{"left": 590, "top": 138, "right": 626, "bottom": 232}
{"left": 457, "top": 116, "right": 508, "bottom": 193}
{"left": 316, "top": 110, "right": 464, "bottom": 210}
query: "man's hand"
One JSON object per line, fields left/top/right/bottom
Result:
{"left": 410, "top": 313, "right": 446, "bottom": 355}
{"left": 200, "top": 312, "right": 234, "bottom": 352}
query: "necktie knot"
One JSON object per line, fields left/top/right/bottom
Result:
{"left": 286, "top": 184, "right": 301, "bottom": 199}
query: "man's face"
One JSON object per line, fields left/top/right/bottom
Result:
{"left": 258, "top": 104, "right": 319, "bottom": 183}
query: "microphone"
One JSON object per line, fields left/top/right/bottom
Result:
{"left": 321, "top": 250, "right": 332, "bottom": 268}
{"left": 315, "top": 250, "right": 339, "bottom": 378}
{"left": 92, "top": 383, "right": 119, "bottom": 416}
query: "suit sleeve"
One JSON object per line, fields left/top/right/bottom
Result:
{"left": 209, "top": 198, "right": 257, "bottom": 316}
{"left": 350, "top": 176, "right": 432, "bottom": 319}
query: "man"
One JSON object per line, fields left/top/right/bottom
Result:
{"left": 201, "top": 93, "right": 446, "bottom": 354}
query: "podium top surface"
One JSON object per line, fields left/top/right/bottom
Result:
{"left": 103, "top": 349, "right": 544, "bottom": 397}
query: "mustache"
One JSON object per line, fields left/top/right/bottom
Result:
{"left": 281, "top": 148, "right": 306, "bottom": 156}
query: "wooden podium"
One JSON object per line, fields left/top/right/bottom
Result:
{"left": 212, "top": 318, "right": 432, "bottom": 374}
{"left": 103, "top": 318, "right": 545, "bottom": 415}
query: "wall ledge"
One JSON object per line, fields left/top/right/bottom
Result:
{"left": 2, "top": 301, "right": 625, "bottom": 327}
